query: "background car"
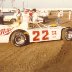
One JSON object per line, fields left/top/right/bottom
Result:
{"left": 3, "top": 12, "right": 17, "bottom": 24}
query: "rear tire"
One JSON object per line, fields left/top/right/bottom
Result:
{"left": 65, "top": 29, "right": 72, "bottom": 40}
{"left": 10, "top": 31, "right": 29, "bottom": 47}
{"left": 62, "top": 28, "right": 72, "bottom": 40}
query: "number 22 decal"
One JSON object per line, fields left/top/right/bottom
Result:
{"left": 42, "top": 30, "right": 49, "bottom": 40}
{"left": 33, "top": 30, "right": 49, "bottom": 41}
{"left": 33, "top": 31, "right": 40, "bottom": 41}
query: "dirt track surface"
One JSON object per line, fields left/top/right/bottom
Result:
{"left": 36, "top": 40, "right": 72, "bottom": 72}
{"left": 0, "top": 12, "right": 72, "bottom": 72}
{"left": 0, "top": 41, "right": 63, "bottom": 72}
{"left": 0, "top": 40, "right": 72, "bottom": 72}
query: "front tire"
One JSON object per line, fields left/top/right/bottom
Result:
{"left": 10, "top": 31, "right": 29, "bottom": 47}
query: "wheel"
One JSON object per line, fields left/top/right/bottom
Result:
{"left": 10, "top": 19, "right": 16, "bottom": 23}
{"left": 62, "top": 28, "right": 72, "bottom": 40}
{"left": 10, "top": 31, "right": 29, "bottom": 47}
{"left": 65, "top": 29, "right": 72, "bottom": 40}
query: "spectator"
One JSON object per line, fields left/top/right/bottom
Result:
{"left": 16, "top": 9, "right": 22, "bottom": 24}
{"left": 29, "top": 10, "right": 33, "bottom": 22}
{"left": 32, "top": 8, "right": 38, "bottom": 28}
{"left": 32, "top": 8, "right": 38, "bottom": 23}
{"left": 56, "top": 10, "right": 62, "bottom": 25}
{"left": 69, "top": 10, "right": 71, "bottom": 21}
{"left": 24, "top": 9, "right": 29, "bottom": 22}
{"left": 60, "top": 10, "right": 63, "bottom": 17}
{"left": 0, "top": 10, "right": 4, "bottom": 24}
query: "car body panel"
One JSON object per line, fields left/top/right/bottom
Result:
{"left": 0, "top": 22, "right": 64, "bottom": 43}
{"left": 28, "top": 26, "right": 63, "bottom": 42}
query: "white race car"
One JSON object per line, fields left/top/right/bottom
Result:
{"left": 0, "top": 21, "right": 72, "bottom": 47}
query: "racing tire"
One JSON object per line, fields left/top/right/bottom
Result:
{"left": 10, "top": 31, "right": 29, "bottom": 47}
{"left": 62, "top": 28, "right": 72, "bottom": 41}
{"left": 65, "top": 28, "right": 72, "bottom": 40}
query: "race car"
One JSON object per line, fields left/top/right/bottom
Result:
{"left": 0, "top": 20, "right": 72, "bottom": 47}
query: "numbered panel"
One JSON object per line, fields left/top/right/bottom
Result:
{"left": 29, "top": 28, "right": 62, "bottom": 42}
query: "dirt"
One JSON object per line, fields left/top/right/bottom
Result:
{"left": 0, "top": 41, "right": 63, "bottom": 72}
{"left": 35, "top": 40, "right": 72, "bottom": 72}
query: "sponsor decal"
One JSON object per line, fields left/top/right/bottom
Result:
{"left": 0, "top": 27, "right": 14, "bottom": 36}
{"left": 52, "top": 31, "right": 56, "bottom": 35}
